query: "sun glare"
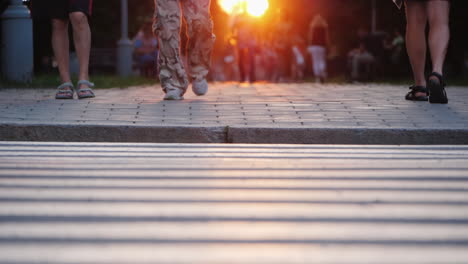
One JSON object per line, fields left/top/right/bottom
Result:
{"left": 218, "top": 0, "right": 269, "bottom": 17}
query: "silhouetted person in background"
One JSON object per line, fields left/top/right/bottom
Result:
{"left": 272, "top": 10, "right": 293, "bottom": 82}
{"left": 232, "top": 12, "right": 257, "bottom": 83}
{"left": 133, "top": 22, "right": 158, "bottom": 78}
{"left": 307, "top": 14, "right": 329, "bottom": 83}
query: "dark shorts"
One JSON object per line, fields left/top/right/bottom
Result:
{"left": 32, "top": 0, "right": 93, "bottom": 20}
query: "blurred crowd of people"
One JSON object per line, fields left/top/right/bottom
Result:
{"left": 56, "top": 9, "right": 408, "bottom": 86}
{"left": 212, "top": 10, "right": 408, "bottom": 84}
{"left": 217, "top": 11, "right": 328, "bottom": 83}
{"left": 347, "top": 27, "right": 406, "bottom": 82}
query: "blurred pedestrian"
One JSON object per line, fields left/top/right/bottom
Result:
{"left": 348, "top": 42, "right": 375, "bottom": 82}
{"left": 31, "top": 0, "right": 95, "bottom": 99}
{"left": 260, "top": 39, "right": 279, "bottom": 82}
{"left": 153, "top": 0, "right": 216, "bottom": 100}
{"left": 222, "top": 37, "right": 238, "bottom": 81}
{"left": 133, "top": 22, "right": 158, "bottom": 78}
{"left": 291, "top": 35, "right": 306, "bottom": 82}
{"left": 232, "top": 12, "right": 257, "bottom": 83}
{"left": 273, "top": 10, "right": 293, "bottom": 82}
{"left": 307, "top": 14, "right": 329, "bottom": 83}
{"left": 394, "top": 0, "right": 450, "bottom": 103}
{"left": 347, "top": 28, "right": 376, "bottom": 82}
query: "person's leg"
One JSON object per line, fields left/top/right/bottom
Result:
{"left": 350, "top": 54, "right": 360, "bottom": 80}
{"left": 182, "top": 0, "right": 215, "bottom": 95}
{"left": 315, "top": 46, "right": 327, "bottom": 81}
{"left": 361, "top": 52, "right": 375, "bottom": 81}
{"left": 51, "top": 18, "right": 71, "bottom": 85}
{"left": 248, "top": 47, "right": 256, "bottom": 83}
{"left": 238, "top": 48, "right": 246, "bottom": 82}
{"left": 69, "top": 12, "right": 92, "bottom": 91}
{"left": 426, "top": 0, "right": 450, "bottom": 103}
{"left": 427, "top": 0, "right": 450, "bottom": 76}
{"left": 310, "top": 46, "right": 320, "bottom": 79}
{"left": 405, "top": 0, "right": 428, "bottom": 93}
{"left": 154, "top": 0, "right": 187, "bottom": 99}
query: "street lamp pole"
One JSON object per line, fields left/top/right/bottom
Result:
{"left": 117, "top": 0, "right": 133, "bottom": 77}
{"left": 371, "top": 0, "right": 377, "bottom": 33}
{"left": 1, "top": 0, "right": 34, "bottom": 83}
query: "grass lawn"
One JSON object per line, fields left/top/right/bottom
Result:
{"left": 2, "top": 74, "right": 467, "bottom": 89}
{"left": 305, "top": 75, "right": 468, "bottom": 87}
{"left": 0, "top": 74, "right": 158, "bottom": 89}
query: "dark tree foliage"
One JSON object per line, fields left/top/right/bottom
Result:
{"left": 2, "top": 0, "right": 464, "bottom": 76}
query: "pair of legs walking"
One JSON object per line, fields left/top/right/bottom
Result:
{"left": 154, "top": 0, "right": 215, "bottom": 100}
{"left": 308, "top": 45, "right": 327, "bottom": 83}
{"left": 52, "top": 12, "right": 94, "bottom": 99}
{"left": 405, "top": 0, "right": 450, "bottom": 103}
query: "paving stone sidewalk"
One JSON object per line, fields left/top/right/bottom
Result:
{"left": 0, "top": 83, "right": 467, "bottom": 144}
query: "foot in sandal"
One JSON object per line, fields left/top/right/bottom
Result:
{"left": 55, "top": 82, "right": 75, "bottom": 100}
{"left": 405, "top": 85, "right": 428, "bottom": 101}
{"left": 76, "top": 80, "right": 96, "bottom": 99}
{"left": 428, "top": 72, "right": 448, "bottom": 104}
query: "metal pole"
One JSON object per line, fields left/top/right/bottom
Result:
{"left": 1, "top": 0, "right": 34, "bottom": 83}
{"left": 117, "top": 0, "right": 133, "bottom": 77}
{"left": 371, "top": 0, "right": 377, "bottom": 33}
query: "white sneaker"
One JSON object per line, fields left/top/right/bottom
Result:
{"left": 192, "top": 79, "right": 208, "bottom": 96}
{"left": 164, "top": 89, "right": 184, "bottom": 100}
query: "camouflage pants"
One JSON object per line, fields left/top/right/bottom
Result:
{"left": 153, "top": 0, "right": 215, "bottom": 94}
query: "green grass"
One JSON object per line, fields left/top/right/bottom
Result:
{"left": 2, "top": 73, "right": 467, "bottom": 89}
{"left": 0, "top": 74, "right": 158, "bottom": 89}
{"left": 376, "top": 77, "right": 468, "bottom": 86}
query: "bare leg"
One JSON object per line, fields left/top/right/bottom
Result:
{"left": 405, "top": 1, "right": 428, "bottom": 95}
{"left": 427, "top": 0, "right": 450, "bottom": 77}
{"left": 51, "top": 19, "right": 71, "bottom": 85}
{"left": 69, "top": 12, "right": 92, "bottom": 91}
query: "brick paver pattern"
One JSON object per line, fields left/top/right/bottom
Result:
{"left": 1, "top": 83, "right": 467, "bottom": 129}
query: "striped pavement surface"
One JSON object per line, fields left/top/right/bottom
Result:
{"left": 0, "top": 142, "right": 468, "bottom": 263}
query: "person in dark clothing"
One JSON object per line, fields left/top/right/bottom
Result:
{"left": 233, "top": 12, "right": 257, "bottom": 83}
{"left": 348, "top": 28, "right": 375, "bottom": 81}
{"left": 31, "top": 0, "right": 95, "bottom": 99}
{"left": 307, "top": 14, "right": 329, "bottom": 83}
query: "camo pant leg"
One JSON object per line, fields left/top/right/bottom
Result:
{"left": 181, "top": 0, "right": 215, "bottom": 82}
{"left": 153, "top": 0, "right": 189, "bottom": 94}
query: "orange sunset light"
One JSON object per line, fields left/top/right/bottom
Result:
{"left": 217, "top": 0, "right": 269, "bottom": 17}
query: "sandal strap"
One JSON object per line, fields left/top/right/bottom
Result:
{"left": 429, "top": 72, "right": 445, "bottom": 86}
{"left": 409, "top": 85, "right": 427, "bottom": 94}
{"left": 77, "top": 87, "right": 94, "bottom": 92}
{"left": 57, "top": 82, "right": 74, "bottom": 91}
{"left": 77, "top": 80, "right": 95, "bottom": 88}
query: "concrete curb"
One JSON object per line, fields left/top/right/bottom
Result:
{"left": 228, "top": 127, "right": 468, "bottom": 145}
{"left": 1, "top": 123, "right": 468, "bottom": 144}
{"left": 0, "top": 124, "right": 227, "bottom": 143}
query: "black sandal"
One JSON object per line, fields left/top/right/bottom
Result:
{"left": 428, "top": 72, "right": 448, "bottom": 104}
{"left": 405, "top": 85, "right": 428, "bottom": 101}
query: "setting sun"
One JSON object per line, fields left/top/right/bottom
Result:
{"left": 217, "top": 0, "right": 269, "bottom": 17}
